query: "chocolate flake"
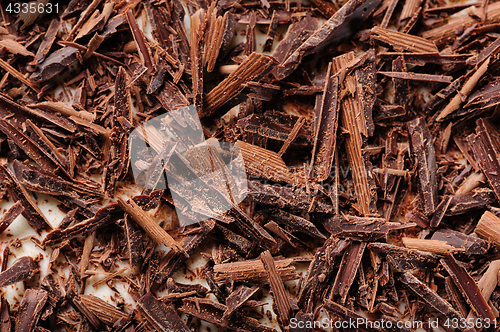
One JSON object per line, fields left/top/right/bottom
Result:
{"left": 0, "top": 256, "right": 38, "bottom": 288}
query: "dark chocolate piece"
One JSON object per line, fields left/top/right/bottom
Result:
{"left": 0, "top": 256, "right": 39, "bottom": 288}
{"left": 0, "top": 164, "right": 51, "bottom": 234}
{"left": 137, "top": 292, "right": 190, "bottom": 332}
{"left": 407, "top": 117, "right": 438, "bottom": 215}
{"left": 368, "top": 243, "right": 439, "bottom": 271}
{"left": 441, "top": 255, "right": 495, "bottom": 320}
{"left": 15, "top": 289, "right": 48, "bottom": 332}
{"left": 323, "top": 216, "right": 416, "bottom": 240}
{"left": 0, "top": 201, "right": 23, "bottom": 234}
{"left": 30, "top": 47, "right": 80, "bottom": 84}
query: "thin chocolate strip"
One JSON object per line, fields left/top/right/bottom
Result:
{"left": 260, "top": 250, "right": 293, "bottom": 327}
{"left": 441, "top": 255, "right": 495, "bottom": 320}
{"left": 309, "top": 62, "right": 338, "bottom": 181}
{"left": 0, "top": 201, "right": 23, "bottom": 234}
{"left": 398, "top": 271, "right": 463, "bottom": 321}
{"left": 468, "top": 119, "right": 500, "bottom": 202}
{"left": 330, "top": 241, "right": 366, "bottom": 303}
{"left": 223, "top": 285, "right": 259, "bottom": 319}
{"left": 407, "top": 117, "right": 438, "bottom": 215}
{"left": 137, "top": 292, "right": 190, "bottom": 332}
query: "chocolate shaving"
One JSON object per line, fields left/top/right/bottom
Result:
{"left": 202, "top": 53, "right": 277, "bottom": 118}
{"left": 0, "top": 256, "right": 38, "bottom": 288}
{"left": 137, "top": 292, "right": 190, "bottom": 332}
{"left": 407, "top": 117, "right": 438, "bottom": 215}
{"left": 0, "top": 201, "right": 23, "bottom": 235}
{"left": 261, "top": 250, "right": 293, "bottom": 327}
{"left": 30, "top": 47, "right": 80, "bottom": 84}
{"left": 441, "top": 255, "right": 495, "bottom": 320}
{"left": 0, "top": 164, "right": 51, "bottom": 234}
{"left": 15, "top": 289, "right": 47, "bottom": 332}
{"left": 468, "top": 119, "right": 500, "bottom": 202}
{"left": 398, "top": 271, "right": 463, "bottom": 320}
{"left": 330, "top": 241, "right": 366, "bottom": 303}
{"left": 368, "top": 243, "right": 439, "bottom": 271}
{"left": 371, "top": 26, "right": 438, "bottom": 53}
{"left": 118, "top": 197, "right": 186, "bottom": 255}
{"left": 223, "top": 285, "right": 259, "bottom": 319}
{"left": 323, "top": 216, "right": 416, "bottom": 240}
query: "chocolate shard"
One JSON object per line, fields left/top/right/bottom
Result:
{"left": 247, "top": 180, "right": 335, "bottom": 213}
{"left": 237, "top": 112, "right": 310, "bottom": 142}
{"left": 407, "top": 117, "right": 438, "bottom": 215}
{"left": 446, "top": 188, "right": 497, "bottom": 216}
{"left": 378, "top": 71, "right": 453, "bottom": 83}
{"left": 298, "top": 238, "right": 349, "bottom": 311}
{"left": 330, "top": 241, "right": 366, "bottom": 304}
{"left": 431, "top": 229, "right": 489, "bottom": 255}
{"left": 475, "top": 211, "right": 500, "bottom": 248}
{"left": 137, "top": 292, "right": 190, "bottom": 332}
{"left": 255, "top": 209, "right": 325, "bottom": 239}
{"left": 15, "top": 289, "right": 48, "bottom": 332}
{"left": 468, "top": 119, "right": 500, "bottom": 202}
{"left": 0, "top": 164, "right": 51, "bottom": 234}
{"left": 125, "top": 214, "right": 143, "bottom": 269}
{"left": 166, "top": 278, "right": 208, "bottom": 298}
{"left": 367, "top": 243, "right": 439, "bottom": 271}
{"left": 223, "top": 285, "right": 259, "bottom": 319}
{"left": 332, "top": 52, "right": 378, "bottom": 215}
{"left": 465, "top": 78, "right": 500, "bottom": 110}
{"left": 0, "top": 118, "right": 60, "bottom": 175}
{"left": 261, "top": 250, "right": 294, "bottom": 327}
{"left": 30, "top": 47, "right": 80, "bottom": 84}
{"left": 371, "top": 26, "right": 439, "bottom": 53}
{"left": 0, "top": 256, "right": 39, "bottom": 288}
{"left": 309, "top": 62, "right": 339, "bottom": 181}
{"left": 118, "top": 197, "right": 186, "bottom": 255}
{"left": 441, "top": 255, "right": 495, "bottom": 320}
{"left": 43, "top": 203, "right": 119, "bottom": 247}
{"left": 0, "top": 295, "right": 10, "bottom": 332}
{"left": 213, "top": 257, "right": 297, "bottom": 284}
{"left": 114, "top": 67, "right": 132, "bottom": 123}
{"left": 180, "top": 297, "right": 277, "bottom": 332}
{"left": 323, "top": 216, "right": 416, "bottom": 241}
{"left": 398, "top": 271, "right": 463, "bottom": 321}
{"left": 201, "top": 53, "right": 277, "bottom": 118}
{"left": 277, "top": 0, "right": 381, "bottom": 79}
{"left": 429, "top": 195, "right": 452, "bottom": 227}
{"left": 12, "top": 160, "right": 74, "bottom": 197}
{"left": 271, "top": 15, "right": 318, "bottom": 78}
{"left": 79, "top": 295, "right": 127, "bottom": 327}
{"left": 0, "top": 201, "right": 24, "bottom": 235}
{"left": 32, "top": 19, "right": 61, "bottom": 66}
{"left": 380, "top": 52, "right": 471, "bottom": 65}
{"left": 263, "top": 11, "right": 279, "bottom": 52}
